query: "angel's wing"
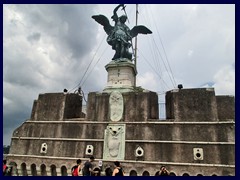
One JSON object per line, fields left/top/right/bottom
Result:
{"left": 92, "top": 15, "right": 114, "bottom": 35}
{"left": 130, "top": 25, "right": 152, "bottom": 38}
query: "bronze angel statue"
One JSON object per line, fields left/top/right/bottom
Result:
{"left": 92, "top": 4, "right": 152, "bottom": 61}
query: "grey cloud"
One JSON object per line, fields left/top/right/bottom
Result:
{"left": 27, "top": 32, "right": 41, "bottom": 43}
{"left": 3, "top": 109, "right": 30, "bottom": 145}
{"left": 30, "top": 5, "right": 97, "bottom": 59}
{"left": 10, "top": 4, "right": 99, "bottom": 59}
{"left": 3, "top": 49, "right": 44, "bottom": 89}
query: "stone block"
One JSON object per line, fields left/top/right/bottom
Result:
{"left": 166, "top": 88, "right": 218, "bottom": 122}
{"left": 104, "top": 60, "right": 137, "bottom": 92}
{"left": 30, "top": 93, "right": 83, "bottom": 121}
{"left": 86, "top": 91, "right": 159, "bottom": 122}
{"left": 216, "top": 96, "right": 235, "bottom": 120}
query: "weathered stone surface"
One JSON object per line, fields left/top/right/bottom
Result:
{"left": 103, "top": 124, "right": 126, "bottom": 160}
{"left": 216, "top": 95, "right": 235, "bottom": 120}
{"left": 109, "top": 91, "right": 124, "bottom": 121}
{"left": 31, "top": 93, "right": 84, "bottom": 121}
{"left": 7, "top": 88, "right": 235, "bottom": 176}
{"left": 166, "top": 88, "right": 218, "bottom": 121}
{"left": 86, "top": 92, "right": 110, "bottom": 121}
{"left": 87, "top": 91, "right": 159, "bottom": 122}
{"left": 10, "top": 121, "right": 234, "bottom": 164}
{"left": 104, "top": 60, "right": 137, "bottom": 93}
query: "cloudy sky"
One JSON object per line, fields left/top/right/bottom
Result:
{"left": 3, "top": 4, "right": 235, "bottom": 145}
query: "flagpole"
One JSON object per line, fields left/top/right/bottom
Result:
{"left": 134, "top": 4, "right": 138, "bottom": 87}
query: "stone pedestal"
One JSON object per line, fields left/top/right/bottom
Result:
{"left": 103, "top": 59, "right": 137, "bottom": 93}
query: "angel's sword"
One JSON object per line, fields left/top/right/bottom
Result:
{"left": 121, "top": 5, "right": 130, "bottom": 23}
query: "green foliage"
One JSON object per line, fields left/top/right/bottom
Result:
{"left": 3, "top": 145, "right": 10, "bottom": 154}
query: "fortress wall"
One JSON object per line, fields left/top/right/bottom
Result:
{"left": 86, "top": 92, "right": 110, "bottom": 121}
{"left": 165, "top": 88, "right": 218, "bottom": 121}
{"left": 63, "top": 93, "right": 84, "bottom": 119}
{"left": 7, "top": 89, "right": 235, "bottom": 176}
{"left": 87, "top": 91, "right": 159, "bottom": 122}
{"left": 124, "top": 142, "right": 235, "bottom": 164}
{"left": 5, "top": 155, "right": 235, "bottom": 176}
{"left": 30, "top": 93, "right": 84, "bottom": 121}
{"left": 11, "top": 122, "right": 234, "bottom": 144}
{"left": 8, "top": 145, "right": 235, "bottom": 176}
{"left": 125, "top": 123, "right": 235, "bottom": 142}
{"left": 9, "top": 121, "right": 234, "bottom": 165}
{"left": 11, "top": 123, "right": 108, "bottom": 139}
{"left": 216, "top": 95, "right": 235, "bottom": 120}
{"left": 123, "top": 91, "right": 159, "bottom": 121}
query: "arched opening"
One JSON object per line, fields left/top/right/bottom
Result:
{"left": 129, "top": 170, "right": 137, "bottom": 176}
{"left": 169, "top": 172, "right": 176, "bottom": 176}
{"left": 212, "top": 174, "right": 217, "bottom": 176}
{"left": 142, "top": 171, "right": 150, "bottom": 176}
{"left": 50, "top": 164, "right": 57, "bottom": 176}
{"left": 21, "top": 163, "right": 28, "bottom": 176}
{"left": 197, "top": 174, "right": 203, "bottom": 176}
{"left": 40, "top": 164, "right": 47, "bottom": 176}
{"left": 182, "top": 173, "right": 190, "bottom": 176}
{"left": 155, "top": 171, "right": 160, "bottom": 176}
{"left": 8, "top": 161, "right": 18, "bottom": 176}
{"left": 31, "top": 164, "right": 37, "bottom": 176}
{"left": 61, "top": 166, "right": 68, "bottom": 176}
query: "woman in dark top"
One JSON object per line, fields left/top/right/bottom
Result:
{"left": 112, "top": 161, "right": 124, "bottom": 176}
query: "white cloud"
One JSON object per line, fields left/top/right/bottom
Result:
{"left": 3, "top": 97, "right": 12, "bottom": 106}
{"left": 187, "top": 50, "right": 193, "bottom": 57}
{"left": 137, "top": 72, "right": 158, "bottom": 92}
{"left": 213, "top": 65, "right": 235, "bottom": 95}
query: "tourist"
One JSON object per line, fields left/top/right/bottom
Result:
{"left": 158, "top": 165, "right": 170, "bottom": 176}
{"left": 112, "top": 161, "right": 124, "bottom": 176}
{"left": 82, "top": 156, "right": 98, "bottom": 176}
{"left": 71, "top": 159, "right": 82, "bottom": 176}
{"left": 3, "top": 160, "right": 8, "bottom": 176}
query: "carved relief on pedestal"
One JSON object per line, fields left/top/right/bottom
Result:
{"left": 108, "top": 126, "right": 121, "bottom": 157}
{"left": 109, "top": 91, "right": 124, "bottom": 121}
{"left": 103, "top": 124, "right": 125, "bottom": 160}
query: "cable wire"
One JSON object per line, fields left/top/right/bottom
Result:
{"left": 68, "top": 34, "right": 107, "bottom": 93}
